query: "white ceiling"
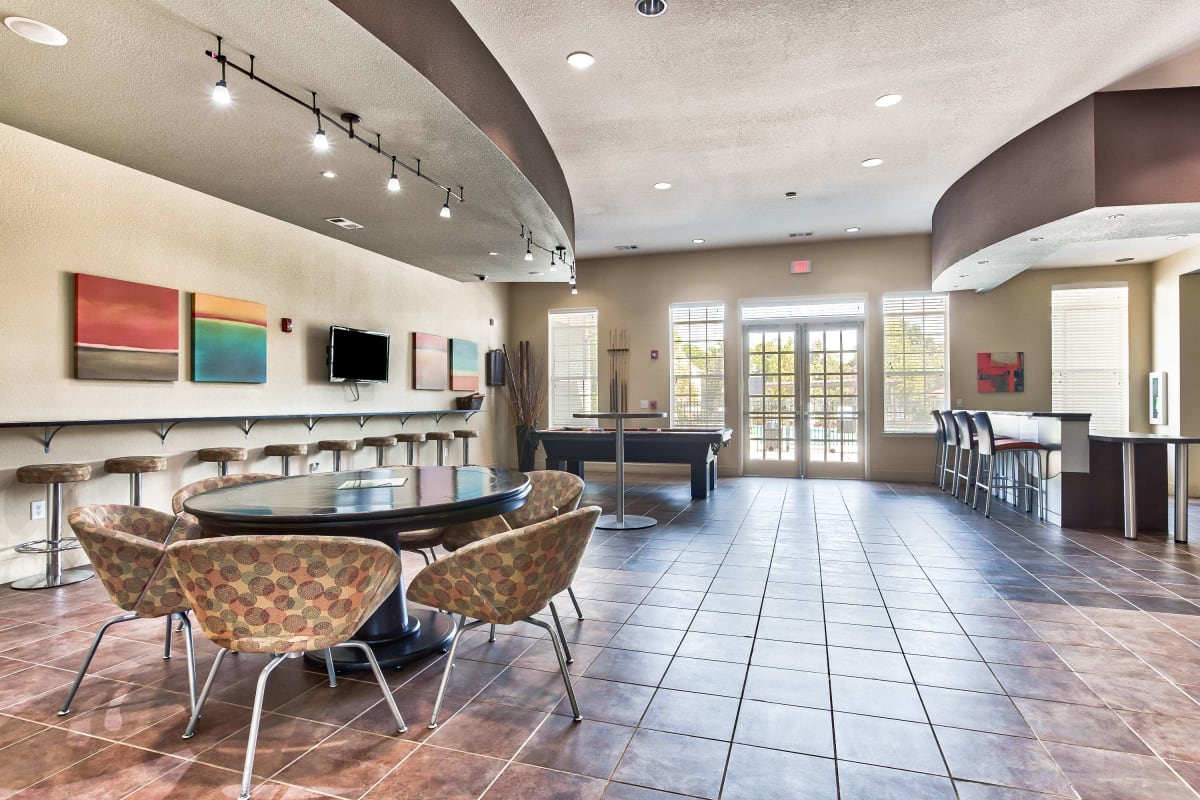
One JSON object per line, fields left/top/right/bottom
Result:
{"left": 3, "top": 1, "right": 1200, "bottom": 285}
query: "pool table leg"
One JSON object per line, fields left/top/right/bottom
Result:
{"left": 690, "top": 462, "right": 709, "bottom": 499}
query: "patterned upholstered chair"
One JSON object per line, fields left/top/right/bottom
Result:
{"left": 407, "top": 505, "right": 601, "bottom": 729}
{"left": 61, "top": 505, "right": 199, "bottom": 716}
{"left": 166, "top": 535, "right": 408, "bottom": 800}
{"left": 171, "top": 473, "right": 282, "bottom": 531}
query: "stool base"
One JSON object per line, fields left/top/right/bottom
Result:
{"left": 11, "top": 567, "right": 94, "bottom": 590}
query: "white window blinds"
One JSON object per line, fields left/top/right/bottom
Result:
{"left": 670, "top": 303, "right": 725, "bottom": 427}
{"left": 1051, "top": 286, "right": 1128, "bottom": 433}
{"left": 548, "top": 308, "right": 599, "bottom": 427}
{"left": 882, "top": 294, "right": 948, "bottom": 433}
{"left": 741, "top": 298, "right": 866, "bottom": 322}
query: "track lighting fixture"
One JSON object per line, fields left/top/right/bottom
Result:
{"left": 204, "top": 36, "right": 465, "bottom": 219}
{"left": 571, "top": 284, "right": 579, "bottom": 295}
{"left": 525, "top": 238, "right": 534, "bottom": 261}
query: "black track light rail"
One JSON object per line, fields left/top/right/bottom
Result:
{"left": 205, "top": 44, "right": 464, "bottom": 204}
{"left": 519, "top": 223, "right": 574, "bottom": 270}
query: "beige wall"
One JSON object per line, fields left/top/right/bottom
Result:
{"left": 0, "top": 122, "right": 512, "bottom": 584}
{"left": 1151, "top": 244, "right": 1200, "bottom": 495}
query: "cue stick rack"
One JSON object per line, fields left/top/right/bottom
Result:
{"left": 607, "top": 328, "right": 629, "bottom": 412}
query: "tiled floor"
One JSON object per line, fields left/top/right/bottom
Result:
{"left": 2, "top": 475, "right": 1200, "bottom": 798}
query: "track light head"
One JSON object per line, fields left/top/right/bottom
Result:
{"left": 570, "top": 284, "right": 579, "bottom": 295}
{"left": 313, "top": 124, "right": 328, "bottom": 150}
{"left": 387, "top": 157, "right": 400, "bottom": 192}
{"left": 524, "top": 240, "right": 533, "bottom": 261}
{"left": 440, "top": 188, "right": 452, "bottom": 219}
{"left": 212, "top": 79, "right": 230, "bottom": 105}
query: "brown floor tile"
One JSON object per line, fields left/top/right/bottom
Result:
{"left": 920, "top": 686, "right": 1033, "bottom": 737}
{"left": 515, "top": 713, "right": 634, "bottom": 779}
{"left": 837, "top": 760, "right": 956, "bottom": 799}
{"left": 888, "top": 608, "right": 962, "bottom": 634}
{"left": 194, "top": 711, "right": 340, "bottom": 779}
{"left": 659, "top": 657, "right": 747, "bottom": 697}
{"left": 720, "top": 744, "right": 836, "bottom": 799}
{"left": 363, "top": 744, "right": 506, "bottom": 799}
{"left": 742, "top": 665, "right": 830, "bottom": 708}
{"left": 1048, "top": 643, "right": 1159, "bottom": 678}
{"left": 991, "top": 664, "right": 1104, "bottom": 706}
{"left": 428, "top": 701, "right": 547, "bottom": 759}
{"left": 482, "top": 762, "right": 606, "bottom": 800}
{"left": 957, "top": 614, "right": 1040, "bottom": 641}
{"left": 583, "top": 649, "right": 671, "bottom": 686}
{"left": 611, "top": 729, "right": 728, "bottom": 799}
{"left": 640, "top": 688, "right": 738, "bottom": 740}
{"left": 1046, "top": 741, "right": 1197, "bottom": 799}
{"left": 675, "top": 631, "right": 753, "bottom": 663}
{"left": 833, "top": 712, "right": 946, "bottom": 775}
{"left": 972, "top": 637, "right": 1068, "bottom": 669}
{"left": 1013, "top": 697, "right": 1151, "bottom": 753}
{"left": 0, "top": 726, "right": 112, "bottom": 796}
{"left": 12, "top": 743, "right": 184, "bottom": 800}
{"left": 0, "top": 715, "right": 49, "bottom": 750}
{"left": 936, "top": 726, "right": 1073, "bottom": 795}
{"left": 272, "top": 727, "right": 414, "bottom": 797}
{"left": 952, "top": 781, "right": 1072, "bottom": 799}
{"left": 605, "top": 625, "right": 684, "bottom": 656}
{"left": 906, "top": 654, "right": 1005, "bottom": 694}
{"left": 0, "top": 666, "right": 77, "bottom": 711}
{"left": 624, "top": 605, "right": 696, "bottom": 630}
{"left": 1080, "top": 673, "right": 1200, "bottom": 717}
{"left": 732, "top": 700, "right": 833, "bottom": 757}
{"left": 549, "top": 677, "right": 655, "bottom": 727}
{"left": 896, "top": 629, "right": 981, "bottom": 660}
{"left": 1118, "top": 710, "right": 1200, "bottom": 763}
{"left": 57, "top": 684, "right": 191, "bottom": 741}
{"left": 748, "top": 638, "right": 826, "bottom": 672}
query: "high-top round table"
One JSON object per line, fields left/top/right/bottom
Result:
{"left": 576, "top": 411, "right": 667, "bottom": 530}
{"left": 183, "top": 466, "right": 530, "bottom": 670}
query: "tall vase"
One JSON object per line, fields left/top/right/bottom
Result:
{"left": 515, "top": 425, "right": 537, "bottom": 472}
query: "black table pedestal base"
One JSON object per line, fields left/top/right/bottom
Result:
{"left": 307, "top": 609, "right": 456, "bottom": 672}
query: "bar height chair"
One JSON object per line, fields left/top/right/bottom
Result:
{"left": 952, "top": 410, "right": 979, "bottom": 505}
{"left": 939, "top": 411, "right": 959, "bottom": 492}
{"left": 317, "top": 439, "right": 359, "bottom": 471}
{"left": 425, "top": 431, "right": 454, "bottom": 466}
{"left": 972, "top": 412, "right": 1047, "bottom": 518}
{"left": 453, "top": 429, "right": 479, "bottom": 465}
{"left": 395, "top": 432, "right": 426, "bottom": 465}
{"left": 263, "top": 443, "right": 308, "bottom": 476}
{"left": 104, "top": 456, "right": 167, "bottom": 505}
{"left": 363, "top": 435, "right": 398, "bottom": 467}
{"left": 13, "top": 463, "right": 93, "bottom": 589}
{"left": 197, "top": 447, "right": 248, "bottom": 477}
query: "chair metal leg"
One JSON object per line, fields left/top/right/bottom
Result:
{"left": 176, "top": 612, "right": 198, "bottom": 715}
{"left": 184, "top": 647, "right": 230, "bottom": 739}
{"left": 163, "top": 614, "right": 174, "bottom": 660}
{"left": 323, "top": 649, "right": 338, "bottom": 687}
{"left": 489, "top": 623, "right": 496, "bottom": 643}
{"left": 567, "top": 586, "right": 584, "bottom": 620}
{"left": 417, "top": 549, "right": 431, "bottom": 566}
{"left": 339, "top": 641, "right": 406, "bottom": 733}
{"left": 429, "top": 619, "right": 482, "bottom": 729}
{"left": 238, "top": 654, "right": 291, "bottom": 800}
{"left": 548, "top": 601, "right": 573, "bottom": 664}
{"left": 58, "top": 612, "right": 137, "bottom": 715}
{"left": 525, "top": 616, "right": 581, "bottom": 721}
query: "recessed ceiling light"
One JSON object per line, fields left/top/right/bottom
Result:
{"left": 566, "top": 51, "right": 594, "bottom": 70}
{"left": 488, "top": 251, "right": 499, "bottom": 256}
{"left": 861, "top": 158, "right": 883, "bottom": 168}
{"left": 1115, "top": 257, "right": 1135, "bottom": 263}
{"left": 788, "top": 232, "right": 813, "bottom": 238}
{"left": 1105, "top": 213, "right": 1125, "bottom": 220}
{"left": 785, "top": 191, "right": 797, "bottom": 199}
{"left": 1029, "top": 236, "right": 1044, "bottom": 242}
{"left": 977, "top": 260, "right": 990, "bottom": 265}
{"left": 4, "top": 16, "right": 67, "bottom": 46}
{"left": 874, "top": 94, "right": 902, "bottom": 108}
{"left": 325, "top": 217, "right": 363, "bottom": 230}
{"left": 692, "top": 238, "right": 705, "bottom": 244}
{"left": 615, "top": 245, "right": 639, "bottom": 250}
{"left": 635, "top": 0, "right": 667, "bottom": 17}
{"left": 653, "top": 182, "right": 672, "bottom": 190}
{"left": 529, "top": 271, "right": 544, "bottom": 275}
{"left": 845, "top": 227, "right": 861, "bottom": 233}
{"left": 321, "top": 170, "right": 336, "bottom": 179}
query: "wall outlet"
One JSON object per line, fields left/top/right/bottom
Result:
{"left": 309, "top": 462, "right": 320, "bottom": 473}
{"left": 649, "top": 400, "right": 658, "bottom": 410}
{"left": 30, "top": 500, "right": 45, "bottom": 521}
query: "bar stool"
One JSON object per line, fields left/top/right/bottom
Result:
{"left": 972, "top": 412, "right": 1047, "bottom": 518}
{"left": 939, "top": 411, "right": 959, "bottom": 492}
{"left": 395, "top": 432, "right": 425, "bottom": 465}
{"left": 951, "top": 411, "right": 978, "bottom": 505}
{"left": 931, "top": 411, "right": 949, "bottom": 488}
{"left": 318, "top": 439, "right": 359, "bottom": 471}
{"left": 453, "top": 430, "right": 478, "bottom": 465}
{"left": 14, "top": 463, "right": 94, "bottom": 589}
{"left": 197, "top": 447, "right": 248, "bottom": 477}
{"left": 425, "top": 432, "right": 454, "bottom": 466}
{"left": 263, "top": 443, "right": 308, "bottom": 477}
{"left": 363, "top": 436, "right": 398, "bottom": 467}
{"left": 104, "top": 456, "right": 167, "bottom": 505}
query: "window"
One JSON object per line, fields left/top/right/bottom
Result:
{"left": 670, "top": 303, "right": 725, "bottom": 427}
{"left": 882, "top": 294, "right": 948, "bottom": 433}
{"left": 548, "top": 308, "right": 599, "bottom": 427}
{"left": 741, "top": 297, "right": 866, "bottom": 322}
{"left": 1052, "top": 285, "right": 1128, "bottom": 432}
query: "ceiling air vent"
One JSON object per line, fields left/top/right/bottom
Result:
{"left": 325, "top": 217, "right": 364, "bottom": 230}
{"left": 615, "top": 245, "right": 639, "bottom": 250}
{"left": 789, "top": 232, "right": 813, "bottom": 238}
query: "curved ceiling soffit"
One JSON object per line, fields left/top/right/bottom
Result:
{"left": 931, "top": 87, "right": 1200, "bottom": 293}
{"left": 329, "top": 0, "right": 575, "bottom": 252}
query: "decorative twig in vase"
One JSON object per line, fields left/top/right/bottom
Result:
{"left": 501, "top": 341, "right": 546, "bottom": 471}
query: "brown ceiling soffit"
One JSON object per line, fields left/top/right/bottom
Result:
{"left": 931, "top": 87, "right": 1200, "bottom": 282}
{"left": 328, "top": 0, "right": 575, "bottom": 247}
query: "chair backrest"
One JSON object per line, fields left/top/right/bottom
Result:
{"left": 406, "top": 505, "right": 601, "bottom": 626}
{"left": 973, "top": 412, "right": 997, "bottom": 457}
{"left": 953, "top": 410, "right": 975, "bottom": 449}
{"left": 171, "top": 473, "right": 282, "bottom": 530}
{"left": 68, "top": 504, "right": 190, "bottom": 617}
{"left": 940, "top": 411, "right": 958, "bottom": 448}
{"left": 504, "top": 470, "right": 585, "bottom": 528}
{"left": 165, "top": 534, "right": 403, "bottom": 654}
{"left": 931, "top": 410, "right": 947, "bottom": 445}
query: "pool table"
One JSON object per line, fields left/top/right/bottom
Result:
{"left": 534, "top": 427, "right": 734, "bottom": 499}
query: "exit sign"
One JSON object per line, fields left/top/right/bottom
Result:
{"left": 791, "top": 260, "right": 812, "bottom": 274}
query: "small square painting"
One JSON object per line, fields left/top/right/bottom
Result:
{"left": 450, "top": 339, "right": 480, "bottom": 391}
{"left": 977, "top": 351, "right": 1024, "bottom": 393}
{"left": 192, "top": 293, "right": 267, "bottom": 383}
{"left": 74, "top": 273, "right": 179, "bottom": 381}
{"left": 413, "top": 332, "right": 448, "bottom": 390}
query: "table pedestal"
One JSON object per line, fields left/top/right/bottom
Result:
{"left": 311, "top": 608, "right": 455, "bottom": 672}
{"left": 595, "top": 415, "right": 657, "bottom": 530}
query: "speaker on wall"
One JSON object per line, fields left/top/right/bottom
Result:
{"left": 485, "top": 349, "right": 506, "bottom": 386}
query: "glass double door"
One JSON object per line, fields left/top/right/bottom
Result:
{"left": 744, "top": 323, "right": 864, "bottom": 479}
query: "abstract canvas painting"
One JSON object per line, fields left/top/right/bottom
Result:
{"left": 450, "top": 338, "right": 480, "bottom": 391}
{"left": 977, "top": 351, "right": 1024, "bottom": 393}
{"left": 413, "top": 332, "right": 448, "bottom": 390}
{"left": 192, "top": 293, "right": 267, "bottom": 383}
{"left": 75, "top": 273, "right": 179, "bottom": 381}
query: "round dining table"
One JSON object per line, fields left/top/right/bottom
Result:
{"left": 183, "top": 465, "right": 530, "bottom": 670}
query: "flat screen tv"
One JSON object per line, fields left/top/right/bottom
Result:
{"left": 328, "top": 325, "right": 390, "bottom": 383}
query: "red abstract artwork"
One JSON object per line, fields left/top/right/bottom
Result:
{"left": 977, "top": 351, "right": 1024, "bottom": 393}
{"left": 75, "top": 273, "right": 179, "bottom": 381}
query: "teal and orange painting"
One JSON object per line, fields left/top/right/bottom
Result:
{"left": 192, "top": 293, "right": 267, "bottom": 383}
{"left": 450, "top": 338, "right": 479, "bottom": 391}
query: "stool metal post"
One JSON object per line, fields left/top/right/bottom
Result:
{"left": 1176, "top": 443, "right": 1190, "bottom": 544}
{"left": 14, "top": 482, "right": 92, "bottom": 590}
{"left": 1122, "top": 440, "right": 1138, "bottom": 540}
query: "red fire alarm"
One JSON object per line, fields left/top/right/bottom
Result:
{"left": 791, "top": 260, "right": 812, "bottom": 274}
{"left": 650, "top": 349, "right": 659, "bottom": 360}
{"left": 280, "top": 318, "right": 293, "bottom": 333}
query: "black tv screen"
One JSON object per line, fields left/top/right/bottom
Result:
{"left": 329, "top": 326, "right": 390, "bottom": 383}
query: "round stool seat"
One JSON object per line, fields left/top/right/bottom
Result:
{"left": 318, "top": 439, "right": 360, "bottom": 452}
{"left": 363, "top": 436, "right": 398, "bottom": 447}
{"left": 453, "top": 430, "right": 478, "bottom": 439}
{"left": 264, "top": 443, "right": 309, "bottom": 457}
{"left": 395, "top": 433, "right": 425, "bottom": 443}
{"left": 425, "top": 432, "right": 453, "bottom": 441}
{"left": 198, "top": 448, "right": 248, "bottom": 463}
{"left": 104, "top": 456, "right": 167, "bottom": 475}
{"left": 17, "top": 463, "right": 92, "bottom": 484}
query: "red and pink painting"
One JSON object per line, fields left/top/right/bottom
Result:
{"left": 75, "top": 273, "right": 179, "bottom": 381}
{"left": 977, "top": 351, "right": 1024, "bottom": 393}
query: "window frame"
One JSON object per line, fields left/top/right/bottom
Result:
{"left": 547, "top": 307, "right": 599, "bottom": 428}
{"left": 881, "top": 293, "right": 948, "bottom": 435}
{"left": 669, "top": 302, "right": 726, "bottom": 428}
{"left": 1051, "top": 283, "right": 1129, "bottom": 433}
